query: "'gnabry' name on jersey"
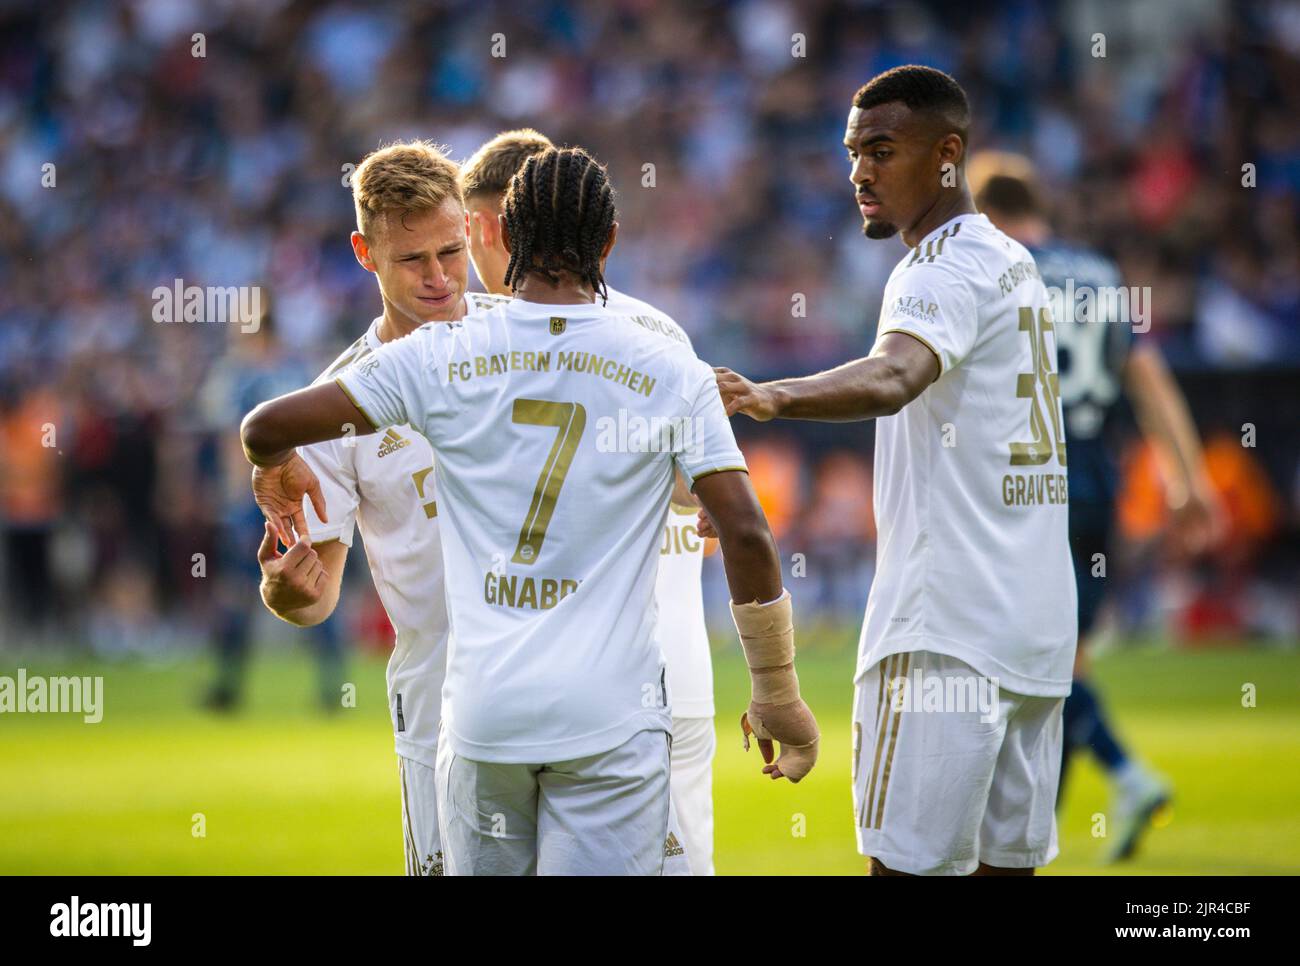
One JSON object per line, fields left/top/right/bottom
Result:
{"left": 335, "top": 297, "right": 746, "bottom": 763}
{"left": 859, "top": 213, "right": 1077, "bottom": 696}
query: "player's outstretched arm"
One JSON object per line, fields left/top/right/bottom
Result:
{"left": 241, "top": 382, "right": 377, "bottom": 544}
{"left": 715, "top": 331, "right": 939, "bottom": 423}
{"left": 693, "top": 469, "right": 819, "bottom": 783}
{"left": 257, "top": 522, "right": 348, "bottom": 626}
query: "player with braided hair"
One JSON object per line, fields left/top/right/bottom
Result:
{"left": 462, "top": 131, "right": 725, "bottom": 875}
{"left": 501, "top": 147, "right": 615, "bottom": 302}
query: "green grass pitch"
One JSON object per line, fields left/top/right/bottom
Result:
{"left": 1, "top": 636, "right": 1297, "bottom": 874}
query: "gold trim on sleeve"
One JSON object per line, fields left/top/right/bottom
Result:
{"left": 878, "top": 328, "right": 944, "bottom": 379}
{"left": 689, "top": 466, "right": 749, "bottom": 487}
{"left": 333, "top": 377, "right": 380, "bottom": 430}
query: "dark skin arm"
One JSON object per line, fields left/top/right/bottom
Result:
{"left": 690, "top": 469, "right": 782, "bottom": 605}
{"left": 240, "top": 381, "right": 377, "bottom": 544}
{"left": 715, "top": 331, "right": 939, "bottom": 422}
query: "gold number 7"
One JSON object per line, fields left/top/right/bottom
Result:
{"left": 511, "top": 399, "right": 587, "bottom": 565}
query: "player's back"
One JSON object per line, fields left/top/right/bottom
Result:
{"left": 336, "top": 296, "right": 743, "bottom": 763}
{"left": 861, "top": 212, "right": 1077, "bottom": 697}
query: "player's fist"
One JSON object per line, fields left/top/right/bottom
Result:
{"left": 741, "top": 698, "right": 820, "bottom": 783}
{"left": 251, "top": 452, "right": 326, "bottom": 546}
{"left": 257, "top": 522, "right": 328, "bottom": 613}
{"left": 714, "top": 367, "right": 780, "bottom": 421}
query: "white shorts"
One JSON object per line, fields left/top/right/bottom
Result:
{"left": 852, "top": 651, "right": 1063, "bottom": 875}
{"left": 668, "top": 716, "right": 715, "bottom": 876}
{"left": 436, "top": 728, "right": 671, "bottom": 876}
{"left": 398, "top": 756, "right": 443, "bottom": 876}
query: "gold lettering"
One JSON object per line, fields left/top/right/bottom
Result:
{"left": 540, "top": 578, "right": 558, "bottom": 609}
{"left": 518, "top": 577, "right": 538, "bottom": 609}
{"left": 681, "top": 525, "right": 701, "bottom": 553}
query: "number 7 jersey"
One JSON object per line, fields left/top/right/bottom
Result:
{"left": 335, "top": 298, "right": 746, "bottom": 763}
{"left": 858, "top": 213, "right": 1077, "bottom": 697}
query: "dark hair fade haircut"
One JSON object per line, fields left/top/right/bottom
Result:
{"left": 501, "top": 146, "right": 616, "bottom": 304}
{"left": 853, "top": 64, "right": 971, "bottom": 141}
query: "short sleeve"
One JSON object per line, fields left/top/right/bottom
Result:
{"left": 877, "top": 263, "right": 979, "bottom": 374}
{"left": 334, "top": 326, "right": 439, "bottom": 434}
{"left": 675, "top": 360, "right": 748, "bottom": 485}
{"left": 298, "top": 438, "right": 360, "bottom": 547}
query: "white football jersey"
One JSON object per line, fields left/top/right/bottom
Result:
{"left": 336, "top": 296, "right": 746, "bottom": 763}
{"left": 857, "top": 213, "right": 1077, "bottom": 697}
{"left": 297, "top": 294, "right": 508, "bottom": 769}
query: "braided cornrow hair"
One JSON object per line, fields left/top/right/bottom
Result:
{"left": 502, "top": 146, "right": 616, "bottom": 304}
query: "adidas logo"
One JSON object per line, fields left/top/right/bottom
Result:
{"left": 663, "top": 832, "right": 685, "bottom": 858}
{"left": 377, "top": 429, "right": 411, "bottom": 458}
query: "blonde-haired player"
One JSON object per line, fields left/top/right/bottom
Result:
{"left": 461, "top": 129, "right": 720, "bottom": 875}
{"left": 255, "top": 139, "right": 505, "bottom": 875}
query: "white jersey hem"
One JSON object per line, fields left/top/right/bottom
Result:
{"left": 446, "top": 709, "right": 671, "bottom": 764}
{"left": 856, "top": 633, "right": 1072, "bottom": 698}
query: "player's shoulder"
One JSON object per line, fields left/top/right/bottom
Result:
{"left": 603, "top": 286, "right": 695, "bottom": 351}
{"left": 314, "top": 323, "right": 380, "bottom": 385}
{"left": 464, "top": 291, "right": 512, "bottom": 316}
{"left": 891, "top": 214, "right": 1042, "bottom": 301}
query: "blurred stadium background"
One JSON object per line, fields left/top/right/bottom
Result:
{"left": 0, "top": 0, "right": 1297, "bottom": 874}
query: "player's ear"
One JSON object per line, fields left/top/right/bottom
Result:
{"left": 601, "top": 221, "right": 618, "bottom": 260}
{"left": 499, "top": 213, "right": 512, "bottom": 254}
{"left": 475, "top": 209, "right": 499, "bottom": 248}
{"left": 938, "top": 133, "right": 965, "bottom": 172}
{"left": 351, "top": 231, "right": 377, "bottom": 274}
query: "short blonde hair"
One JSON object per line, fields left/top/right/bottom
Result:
{"left": 352, "top": 140, "right": 461, "bottom": 237}
{"left": 459, "top": 128, "right": 554, "bottom": 203}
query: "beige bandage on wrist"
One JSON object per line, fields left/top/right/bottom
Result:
{"left": 730, "top": 589, "right": 799, "bottom": 705}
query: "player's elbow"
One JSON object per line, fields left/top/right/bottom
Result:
{"left": 240, "top": 403, "right": 281, "bottom": 460}
{"left": 875, "top": 360, "right": 926, "bottom": 416}
{"left": 716, "top": 516, "right": 777, "bottom": 562}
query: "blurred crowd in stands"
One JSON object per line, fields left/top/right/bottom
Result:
{"left": 1, "top": 0, "right": 1296, "bottom": 660}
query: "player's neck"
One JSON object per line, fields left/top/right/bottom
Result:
{"left": 902, "top": 189, "right": 977, "bottom": 248}
{"left": 514, "top": 271, "right": 596, "bottom": 305}
{"left": 375, "top": 297, "right": 466, "bottom": 344}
